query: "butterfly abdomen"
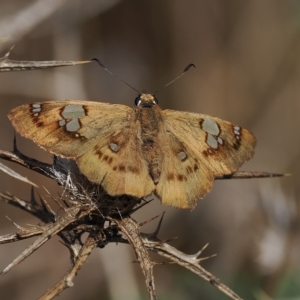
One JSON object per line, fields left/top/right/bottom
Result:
{"left": 138, "top": 104, "right": 164, "bottom": 184}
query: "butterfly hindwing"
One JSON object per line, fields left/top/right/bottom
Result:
{"left": 77, "top": 119, "right": 155, "bottom": 198}
{"left": 156, "top": 129, "right": 214, "bottom": 209}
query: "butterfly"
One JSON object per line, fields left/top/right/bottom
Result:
{"left": 8, "top": 93, "right": 256, "bottom": 209}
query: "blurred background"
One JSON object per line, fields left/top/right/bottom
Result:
{"left": 0, "top": 1, "right": 299, "bottom": 299}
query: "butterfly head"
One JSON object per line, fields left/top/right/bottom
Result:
{"left": 135, "top": 93, "right": 158, "bottom": 108}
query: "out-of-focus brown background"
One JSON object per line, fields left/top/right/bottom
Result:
{"left": 0, "top": 1, "right": 299, "bottom": 299}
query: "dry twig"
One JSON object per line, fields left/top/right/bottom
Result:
{"left": 0, "top": 46, "right": 90, "bottom": 71}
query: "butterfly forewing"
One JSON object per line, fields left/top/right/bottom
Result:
{"left": 163, "top": 109, "right": 256, "bottom": 174}
{"left": 9, "top": 101, "right": 132, "bottom": 158}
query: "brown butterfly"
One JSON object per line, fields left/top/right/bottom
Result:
{"left": 8, "top": 93, "right": 256, "bottom": 209}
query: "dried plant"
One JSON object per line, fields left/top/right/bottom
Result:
{"left": 0, "top": 46, "right": 91, "bottom": 72}
{"left": 0, "top": 138, "right": 286, "bottom": 300}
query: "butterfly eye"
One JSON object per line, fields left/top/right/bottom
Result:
{"left": 134, "top": 96, "right": 141, "bottom": 106}
{"left": 153, "top": 97, "right": 158, "bottom": 105}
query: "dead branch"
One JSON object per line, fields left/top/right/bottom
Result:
{"left": 112, "top": 216, "right": 157, "bottom": 300}
{"left": 0, "top": 204, "right": 95, "bottom": 277}
{"left": 144, "top": 238, "right": 242, "bottom": 300}
{"left": 216, "top": 171, "right": 289, "bottom": 179}
{"left": 37, "top": 231, "right": 100, "bottom": 300}
{"left": 0, "top": 193, "right": 244, "bottom": 300}
{"left": 0, "top": 47, "right": 91, "bottom": 72}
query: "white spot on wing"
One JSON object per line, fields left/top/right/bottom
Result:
{"left": 233, "top": 126, "right": 241, "bottom": 139}
{"left": 178, "top": 151, "right": 187, "bottom": 161}
{"left": 31, "top": 104, "right": 41, "bottom": 116}
{"left": 66, "top": 119, "right": 80, "bottom": 132}
{"left": 207, "top": 134, "right": 218, "bottom": 149}
{"left": 59, "top": 119, "right": 66, "bottom": 126}
{"left": 202, "top": 119, "right": 220, "bottom": 135}
{"left": 109, "top": 143, "right": 120, "bottom": 152}
{"left": 62, "top": 105, "right": 86, "bottom": 119}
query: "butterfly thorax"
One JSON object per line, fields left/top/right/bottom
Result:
{"left": 135, "top": 94, "right": 163, "bottom": 184}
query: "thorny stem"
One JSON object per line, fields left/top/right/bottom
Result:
{"left": 0, "top": 140, "right": 287, "bottom": 299}
{"left": 0, "top": 205, "right": 94, "bottom": 276}
{"left": 112, "top": 217, "right": 157, "bottom": 300}
{"left": 38, "top": 232, "right": 99, "bottom": 300}
{"left": 0, "top": 47, "right": 90, "bottom": 71}
{"left": 0, "top": 198, "right": 243, "bottom": 300}
{"left": 144, "top": 239, "right": 242, "bottom": 300}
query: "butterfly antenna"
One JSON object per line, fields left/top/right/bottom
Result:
{"left": 153, "top": 63, "right": 196, "bottom": 94}
{"left": 92, "top": 58, "right": 140, "bottom": 94}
